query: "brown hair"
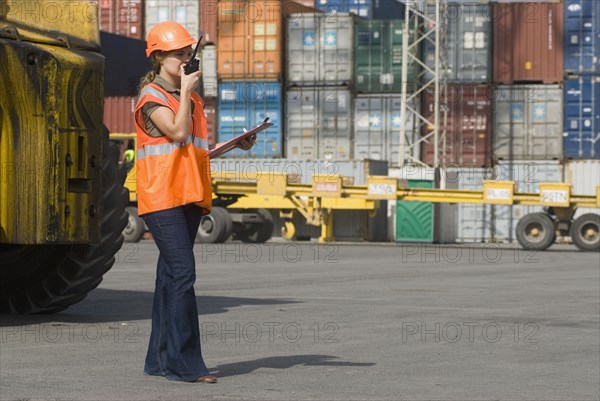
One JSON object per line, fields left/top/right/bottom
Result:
{"left": 138, "top": 52, "right": 166, "bottom": 92}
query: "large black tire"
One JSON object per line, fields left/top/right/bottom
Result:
{"left": 0, "top": 128, "right": 129, "bottom": 314}
{"left": 196, "top": 207, "right": 232, "bottom": 243}
{"left": 238, "top": 209, "right": 274, "bottom": 244}
{"left": 515, "top": 212, "right": 556, "bottom": 251}
{"left": 570, "top": 213, "right": 600, "bottom": 252}
{"left": 123, "top": 206, "right": 145, "bottom": 243}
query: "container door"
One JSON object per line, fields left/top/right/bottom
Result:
{"left": 396, "top": 180, "right": 434, "bottom": 243}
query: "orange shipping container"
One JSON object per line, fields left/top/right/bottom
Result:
{"left": 99, "top": 0, "right": 143, "bottom": 39}
{"left": 493, "top": 2, "right": 564, "bottom": 84}
{"left": 217, "top": 0, "right": 315, "bottom": 80}
{"left": 201, "top": 0, "right": 219, "bottom": 44}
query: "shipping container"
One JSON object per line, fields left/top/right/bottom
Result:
{"left": 104, "top": 96, "right": 137, "bottom": 135}
{"left": 99, "top": 0, "right": 143, "bottom": 39}
{"left": 421, "top": 84, "right": 493, "bottom": 167}
{"left": 145, "top": 0, "right": 200, "bottom": 40}
{"left": 563, "top": 160, "right": 600, "bottom": 219}
{"left": 287, "top": 13, "right": 354, "bottom": 86}
{"left": 564, "top": 0, "right": 600, "bottom": 73}
{"left": 354, "top": 20, "right": 414, "bottom": 93}
{"left": 396, "top": 180, "right": 435, "bottom": 242}
{"left": 203, "top": 97, "right": 218, "bottom": 148}
{"left": 493, "top": 84, "right": 563, "bottom": 160}
{"left": 563, "top": 74, "right": 600, "bottom": 159}
{"left": 217, "top": 81, "right": 282, "bottom": 158}
{"left": 209, "top": 159, "right": 388, "bottom": 186}
{"left": 200, "top": 0, "right": 218, "bottom": 44}
{"left": 492, "top": 160, "right": 563, "bottom": 242}
{"left": 315, "top": 0, "right": 371, "bottom": 18}
{"left": 354, "top": 95, "right": 418, "bottom": 166}
{"left": 286, "top": 87, "right": 353, "bottom": 160}
{"left": 448, "top": 167, "right": 494, "bottom": 242}
{"left": 372, "top": 0, "right": 406, "bottom": 20}
{"left": 493, "top": 2, "right": 564, "bottom": 84}
{"left": 424, "top": 3, "right": 491, "bottom": 83}
{"left": 201, "top": 44, "right": 218, "bottom": 98}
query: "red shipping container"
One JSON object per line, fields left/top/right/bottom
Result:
{"left": 421, "top": 85, "right": 493, "bottom": 167}
{"left": 104, "top": 96, "right": 137, "bottom": 135}
{"left": 99, "top": 0, "right": 143, "bottom": 39}
{"left": 493, "top": 2, "right": 564, "bottom": 84}
{"left": 203, "top": 97, "right": 218, "bottom": 147}
{"left": 201, "top": 0, "right": 219, "bottom": 44}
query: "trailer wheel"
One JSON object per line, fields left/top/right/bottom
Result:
{"left": 123, "top": 206, "right": 145, "bottom": 243}
{"left": 239, "top": 209, "right": 274, "bottom": 244}
{"left": 281, "top": 220, "right": 296, "bottom": 241}
{"left": 516, "top": 213, "right": 556, "bottom": 251}
{"left": 570, "top": 213, "right": 600, "bottom": 252}
{"left": 196, "top": 207, "right": 232, "bottom": 243}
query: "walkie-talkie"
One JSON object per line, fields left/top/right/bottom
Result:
{"left": 184, "top": 35, "right": 203, "bottom": 75}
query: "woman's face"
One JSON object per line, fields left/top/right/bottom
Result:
{"left": 160, "top": 46, "right": 193, "bottom": 77}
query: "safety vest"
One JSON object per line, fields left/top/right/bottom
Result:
{"left": 134, "top": 83, "right": 212, "bottom": 215}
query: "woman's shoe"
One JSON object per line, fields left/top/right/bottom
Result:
{"left": 195, "top": 375, "right": 217, "bottom": 383}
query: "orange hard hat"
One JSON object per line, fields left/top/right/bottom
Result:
{"left": 146, "top": 22, "right": 196, "bottom": 57}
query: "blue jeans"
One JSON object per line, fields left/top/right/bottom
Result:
{"left": 142, "top": 204, "right": 210, "bottom": 382}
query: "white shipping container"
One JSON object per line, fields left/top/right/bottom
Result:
{"left": 145, "top": 0, "right": 200, "bottom": 39}
{"left": 354, "top": 95, "right": 418, "bottom": 166}
{"left": 493, "top": 85, "right": 563, "bottom": 160}
{"left": 201, "top": 44, "right": 217, "bottom": 98}
{"left": 563, "top": 160, "right": 600, "bottom": 219}
{"left": 287, "top": 13, "right": 354, "bottom": 86}
{"left": 286, "top": 87, "right": 353, "bottom": 160}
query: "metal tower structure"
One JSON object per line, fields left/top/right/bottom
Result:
{"left": 399, "top": 0, "right": 449, "bottom": 167}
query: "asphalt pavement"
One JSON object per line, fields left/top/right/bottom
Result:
{"left": 1, "top": 241, "right": 599, "bottom": 400}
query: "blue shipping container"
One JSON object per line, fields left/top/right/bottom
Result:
{"left": 565, "top": 0, "right": 600, "bottom": 73}
{"left": 563, "top": 74, "right": 600, "bottom": 159}
{"left": 217, "top": 81, "right": 282, "bottom": 158}
{"left": 315, "top": 0, "right": 372, "bottom": 18}
{"left": 372, "top": 0, "right": 405, "bottom": 20}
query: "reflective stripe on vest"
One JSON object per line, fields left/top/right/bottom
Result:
{"left": 137, "top": 134, "right": 209, "bottom": 161}
{"left": 137, "top": 85, "right": 169, "bottom": 107}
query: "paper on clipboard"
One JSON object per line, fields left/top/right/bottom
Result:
{"left": 208, "top": 117, "right": 274, "bottom": 159}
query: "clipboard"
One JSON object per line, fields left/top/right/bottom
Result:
{"left": 208, "top": 117, "right": 274, "bottom": 159}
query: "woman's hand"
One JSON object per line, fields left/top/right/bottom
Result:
{"left": 180, "top": 65, "right": 200, "bottom": 95}
{"left": 237, "top": 134, "right": 256, "bottom": 151}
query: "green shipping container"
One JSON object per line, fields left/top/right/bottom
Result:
{"left": 354, "top": 20, "right": 414, "bottom": 93}
{"left": 396, "top": 180, "right": 434, "bottom": 243}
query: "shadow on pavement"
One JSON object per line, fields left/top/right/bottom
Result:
{"left": 213, "top": 354, "right": 376, "bottom": 378}
{"left": 0, "top": 288, "right": 299, "bottom": 326}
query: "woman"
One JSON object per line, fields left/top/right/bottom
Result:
{"left": 135, "top": 21, "right": 254, "bottom": 383}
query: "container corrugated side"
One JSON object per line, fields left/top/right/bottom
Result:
{"left": 286, "top": 87, "right": 353, "bottom": 160}
{"left": 354, "top": 95, "right": 417, "bottom": 166}
{"left": 145, "top": 0, "right": 200, "bottom": 39}
{"left": 217, "top": 0, "right": 282, "bottom": 80}
{"left": 563, "top": 74, "right": 600, "bottom": 159}
{"left": 492, "top": 160, "right": 563, "bottom": 242}
{"left": 564, "top": 0, "right": 600, "bottom": 74}
{"left": 104, "top": 96, "right": 137, "bottom": 134}
{"left": 315, "top": 0, "right": 372, "bottom": 18}
{"left": 201, "top": 44, "right": 218, "bottom": 98}
{"left": 424, "top": 3, "right": 491, "bottom": 83}
{"left": 493, "top": 2, "right": 564, "bottom": 84}
{"left": 217, "top": 81, "right": 282, "bottom": 158}
{"left": 287, "top": 13, "right": 354, "bottom": 86}
{"left": 563, "top": 160, "right": 600, "bottom": 218}
{"left": 493, "top": 84, "right": 563, "bottom": 161}
{"left": 448, "top": 167, "right": 493, "bottom": 243}
{"left": 200, "top": 0, "right": 218, "bottom": 44}
{"left": 354, "top": 20, "right": 414, "bottom": 93}
{"left": 208, "top": 159, "right": 388, "bottom": 186}
{"left": 422, "top": 84, "right": 493, "bottom": 167}
{"left": 203, "top": 97, "right": 218, "bottom": 148}
{"left": 99, "top": 0, "right": 144, "bottom": 39}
